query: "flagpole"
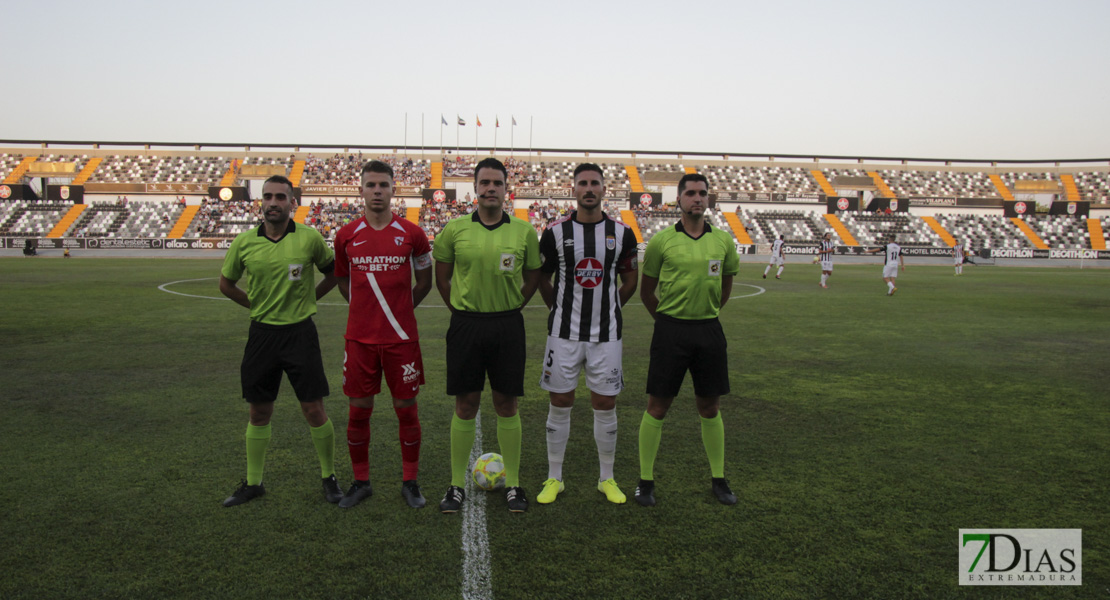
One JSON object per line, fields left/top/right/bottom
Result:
{"left": 440, "top": 115, "right": 444, "bottom": 156}
{"left": 474, "top": 114, "right": 478, "bottom": 159}
{"left": 494, "top": 116, "right": 498, "bottom": 157}
{"left": 404, "top": 113, "right": 408, "bottom": 159}
{"left": 510, "top": 115, "right": 515, "bottom": 158}
{"left": 529, "top": 116, "right": 533, "bottom": 160}
{"left": 421, "top": 113, "right": 424, "bottom": 160}
{"left": 456, "top": 115, "right": 460, "bottom": 156}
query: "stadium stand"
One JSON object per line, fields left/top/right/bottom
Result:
{"left": 837, "top": 212, "right": 941, "bottom": 248}
{"left": 740, "top": 208, "right": 827, "bottom": 243}
{"left": 931, "top": 214, "right": 1031, "bottom": 250}
{"left": 1020, "top": 214, "right": 1092, "bottom": 250}
{"left": 877, "top": 169, "right": 998, "bottom": 198}
{"left": 3, "top": 145, "right": 1110, "bottom": 256}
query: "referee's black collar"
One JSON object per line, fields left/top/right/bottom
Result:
{"left": 675, "top": 220, "right": 712, "bottom": 240}
{"left": 258, "top": 219, "right": 297, "bottom": 243}
{"left": 470, "top": 210, "right": 510, "bottom": 231}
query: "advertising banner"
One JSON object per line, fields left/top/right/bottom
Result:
{"left": 47, "top": 184, "right": 84, "bottom": 203}
{"left": 515, "top": 187, "right": 572, "bottom": 199}
{"left": 209, "top": 186, "right": 250, "bottom": 203}
{"left": 0, "top": 184, "right": 37, "bottom": 200}
{"left": 630, "top": 192, "right": 662, "bottom": 208}
{"left": 301, "top": 184, "right": 359, "bottom": 196}
{"left": 1048, "top": 201, "right": 1090, "bottom": 217}
{"left": 865, "top": 197, "right": 908, "bottom": 213}
{"left": 146, "top": 183, "right": 210, "bottom": 194}
{"left": 423, "top": 189, "right": 457, "bottom": 203}
{"left": 1003, "top": 200, "right": 1033, "bottom": 217}
{"left": 826, "top": 196, "right": 859, "bottom": 213}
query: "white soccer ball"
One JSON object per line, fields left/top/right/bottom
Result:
{"left": 812, "top": 256, "right": 820, "bottom": 264}
{"left": 471, "top": 452, "right": 506, "bottom": 491}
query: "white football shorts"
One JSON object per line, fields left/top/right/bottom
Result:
{"left": 539, "top": 336, "right": 624, "bottom": 396}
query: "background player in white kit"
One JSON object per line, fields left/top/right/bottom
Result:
{"left": 866, "top": 236, "right": 904, "bottom": 296}
{"left": 535, "top": 163, "right": 638, "bottom": 505}
{"left": 763, "top": 235, "right": 786, "bottom": 279}
{"left": 817, "top": 232, "right": 834, "bottom": 288}
{"left": 952, "top": 240, "right": 965, "bottom": 275}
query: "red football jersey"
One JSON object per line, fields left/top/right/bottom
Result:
{"left": 334, "top": 214, "right": 432, "bottom": 344}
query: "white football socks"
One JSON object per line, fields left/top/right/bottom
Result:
{"left": 594, "top": 408, "right": 618, "bottom": 481}
{"left": 545, "top": 404, "right": 572, "bottom": 481}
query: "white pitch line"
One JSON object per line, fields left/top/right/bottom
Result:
{"left": 156, "top": 278, "right": 767, "bottom": 306}
{"left": 460, "top": 412, "right": 492, "bottom": 600}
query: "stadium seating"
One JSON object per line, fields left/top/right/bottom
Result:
{"left": 1020, "top": 214, "right": 1092, "bottom": 249}
{"left": 931, "top": 214, "right": 1031, "bottom": 250}
{"left": 876, "top": 169, "right": 997, "bottom": 198}
{"left": 740, "top": 208, "right": 827, "bottom": 243}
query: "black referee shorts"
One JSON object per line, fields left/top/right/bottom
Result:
{"left": 240, "top": 318, "right": 330, "bottom": 404}
{"left": 445, "top": 309, "right": 526, "bottom": 397}
{"left": 646, "top": 314, "right": 730, "bottom": 398}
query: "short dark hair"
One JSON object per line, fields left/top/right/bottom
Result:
{"left": 573, "top": 163, "right": 604, "bottom": 181}
{"left": 263, "top": 175, "right": 295, "bottom": 196}
{"left": 474, "top": 157, "right": 508, "bottom": 185}
{"left": 361, "top": 160, "right": 394, "bottom": 180}
{"left": 677, "top": 173, "right": 709, "bottom": 194}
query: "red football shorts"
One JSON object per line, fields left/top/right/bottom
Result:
{"left": 342, "top": 339, "right": 425, "bottom": 400}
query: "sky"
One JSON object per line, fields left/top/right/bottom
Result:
{"left": 4, "top": 0, "right": 1108, "bottom": 161}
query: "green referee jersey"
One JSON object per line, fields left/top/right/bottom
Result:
{"left": 642, "top": 221, "right": 740, "bottom": 320}
{"left": 432, "top": 211, "right": 541, "bottom": 313}
{"left": 221, "top": 220, "right": 335, "bottom": 325}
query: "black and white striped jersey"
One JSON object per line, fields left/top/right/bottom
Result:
{"left": 539, "top": 212, "right": 638, "bottom": 342}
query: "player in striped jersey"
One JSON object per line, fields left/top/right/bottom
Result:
{"left": 763, "top": 235, "right": 786, "bottom": 279}
{"left": 953, "top": 240, "right": 965, "bottom": 275}
{"left": 818, "top": 232, "right": 835, "bottom": 288}
{"left": 865, "top": 235, "right": 904, "bottom": 295}
{"left": 535, "top": 163, "right": 639, "bottom": 505}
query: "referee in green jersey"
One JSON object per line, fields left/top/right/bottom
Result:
{"left": 433, "top": 158, "right": 541, "bottom": 513}
{"left": 636, "top": 173, "right": 740, "bottom": 507}
{"left": 218, "top": 175, "right": 343, "bottom": 507}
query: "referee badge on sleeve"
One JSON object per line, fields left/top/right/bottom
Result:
{"left": 500, "top": 253, "right": 516, "bottom": 271}
{"left": 708, "top": 260, "right": 721, "bottom": 277}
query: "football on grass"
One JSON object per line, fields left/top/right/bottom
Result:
{"left": 470, "top": 452, "right": 506, "bottom": 487}
{"left": 472, "top": 452, "right": 506, "bottom": 491}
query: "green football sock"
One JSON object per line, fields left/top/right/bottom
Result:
{"left": 638, "top": 412, "right": 664, "bottom": 480}
{"left": 309, "top": 419, "right": 336, "bottom": 478}
{"left": 497, "top": 414, "right": 522, "bottom": 488}
{"left": 450, "top": 415, "right": 477, "bottom": 488}
{"left": 245, "top": 423, "right": 272, "bottom": 486}
{"left": 700, "top": 412, "right": 726, "bottom": 479}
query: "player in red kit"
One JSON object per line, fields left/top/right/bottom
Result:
{"left": 333, "top": 160, "right": 433, "bottom": 509}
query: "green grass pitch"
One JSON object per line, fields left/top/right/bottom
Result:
{"left": 1, "top": 257, "right": 1107, "bottom": 599}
